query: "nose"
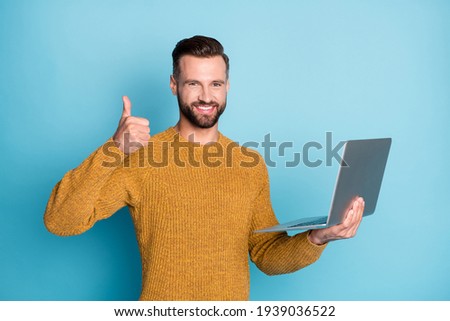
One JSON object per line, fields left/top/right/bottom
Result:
{"left": 198, "top": 86, "right": 213, "bottom": 103}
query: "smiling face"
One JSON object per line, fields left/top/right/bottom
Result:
{"left": 170, "top": 55, "right": 230, "bottom": 129}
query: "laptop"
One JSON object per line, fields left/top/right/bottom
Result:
{"left": 256, "top": 137, "right": 392, "bottom": 233}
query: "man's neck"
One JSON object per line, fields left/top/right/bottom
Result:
{"left": 174, "top": 121, "right": 219, "bottom": 145}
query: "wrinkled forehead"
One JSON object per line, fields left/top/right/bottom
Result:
{"left": 178, "top": 55, "right": 228, "bottom": 81}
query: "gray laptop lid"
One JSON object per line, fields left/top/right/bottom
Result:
{"left": 327, "top": 137, "right": 392, "bottom": 226}
{"left": 255, "top": 137, "right": 392, "bottom": 233}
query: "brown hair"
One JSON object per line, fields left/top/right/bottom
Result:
{"left": 172, "top": 35, "right": 229, "bottom": 80}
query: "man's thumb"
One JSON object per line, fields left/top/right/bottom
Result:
{"left": 122, "top": 96, "right": 132, "bottom": 118}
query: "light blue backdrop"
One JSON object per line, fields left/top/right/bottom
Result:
{"left": 1, "top": 0, "right": 449, "bottom": 300}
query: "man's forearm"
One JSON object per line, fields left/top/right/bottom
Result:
{"left": 44, "top": 140, "right": 123, "bottom": 236}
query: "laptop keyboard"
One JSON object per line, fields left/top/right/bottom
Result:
{"left": 289, "top": 217, "right": 327, "bottom": 228}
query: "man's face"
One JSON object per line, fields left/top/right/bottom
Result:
{"left": 170, "top": 55, "right": 229, "bottom": 129}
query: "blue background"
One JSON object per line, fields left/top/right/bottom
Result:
{"left": 1, "top": 0, "right": 449, "bottom": 300}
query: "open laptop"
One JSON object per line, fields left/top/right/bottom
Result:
{"left": 256, "top": 137, "right": 392, "bottom": 233}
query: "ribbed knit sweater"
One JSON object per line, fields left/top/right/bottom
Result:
{"left": 44, "top": 127, "right": 326, "bottom": 300}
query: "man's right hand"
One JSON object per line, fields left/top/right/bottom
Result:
{"left": 112, "top": 96, "right": 151, "bottom": 155}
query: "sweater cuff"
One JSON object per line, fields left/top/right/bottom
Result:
{"left": 99, "top": 138, "right": 126, "bottom": 168}
{"left": 306, "top": 230, "right": 328, "bottom": 248}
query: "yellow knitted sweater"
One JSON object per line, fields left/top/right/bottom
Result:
{"left": 44, "top": 127, "right": 326, "bottom": 300}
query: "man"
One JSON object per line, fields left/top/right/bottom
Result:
{"left": 44, "top": 35, "right": 364, "bottom": 300}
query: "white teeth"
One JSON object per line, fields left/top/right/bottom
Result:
{"left": 197, "top": 106, "right": 212, "bottom": 110}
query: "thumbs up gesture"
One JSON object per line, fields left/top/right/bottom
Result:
{"left": 112, "top": 96, "right": 150, "bottom": 155}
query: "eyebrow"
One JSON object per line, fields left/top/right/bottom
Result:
{"left": 183, "top": 79, "right": 226, "bottom": 85}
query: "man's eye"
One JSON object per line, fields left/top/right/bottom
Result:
{"left": 188, "top": 82, "right": 198, "bottom": 86}
{"left": 213, "top": 82, "right": 222, "bottom": 87}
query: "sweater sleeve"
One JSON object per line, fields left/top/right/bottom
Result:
{"left": 248, "top": 161, "right": 327, "bottom": 275}
{"left": 44, "top": 139, "right": 141, "bottom": 236}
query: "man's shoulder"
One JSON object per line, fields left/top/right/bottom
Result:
{"left": 219, "top": 132, "right": 266, "bottom": 171}
{"left": 150, "top": 127, "right": 176, "bottom": 143}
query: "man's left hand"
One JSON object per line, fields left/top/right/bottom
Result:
{"left": 308, "top": 197, "right": 365, "bottom": 245}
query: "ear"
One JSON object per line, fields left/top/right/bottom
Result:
{"left": 170, "top": 75, "right": 177, "bottom": 96}
{"left": 226, "top": 79, "right": 230, "bottom": 92}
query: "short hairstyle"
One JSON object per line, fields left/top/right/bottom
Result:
{"left": 172, "top": 35, "right": 230, "bottom": 80}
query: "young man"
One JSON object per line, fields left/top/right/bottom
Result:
{"left": 44, "top": 35, "right": 364, "bottom": 300}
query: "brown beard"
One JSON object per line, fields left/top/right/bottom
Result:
{"left": 177, "top": 94, "right": 226, "bottom": 129}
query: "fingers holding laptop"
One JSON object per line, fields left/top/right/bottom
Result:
{"left": 344, "top": 197, "right": 365, "bottom": 236}
{"left": 308, "top": 197, "right": 365, "bottom": 245}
